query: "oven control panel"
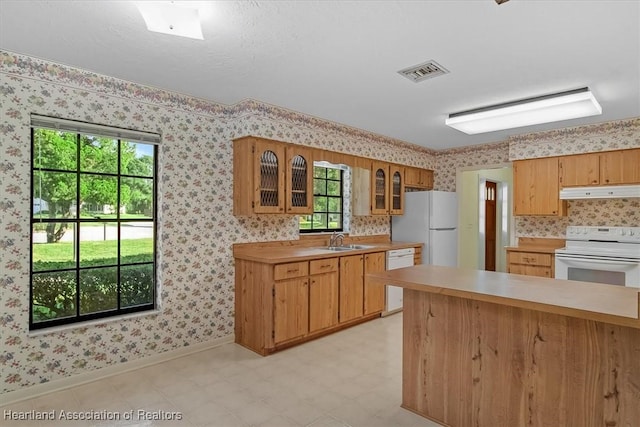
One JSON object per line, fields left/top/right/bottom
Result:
{"left": 566, "top": 226, "right": 640, "bottom": 243}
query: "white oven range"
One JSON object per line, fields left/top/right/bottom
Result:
{"left": 555, "top": 226, "right": 640, "bottom": 287}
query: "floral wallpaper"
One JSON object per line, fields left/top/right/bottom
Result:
{"left": 0, "top": 51, "right": 432, "bottom": 395}
{"left": 2, "top": 50, "right": 639, "bottom": 396}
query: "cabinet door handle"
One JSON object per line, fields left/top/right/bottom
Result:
{"left": 287, "top": 269, "right": 299, "bottom": 274}
{"left": 320, "top": 264, "right": 331, "bottom": 269}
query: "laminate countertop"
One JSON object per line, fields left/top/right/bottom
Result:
{"left": 367, "top": 264, "right": 640, "bottom": 329}
{"left": 504, "top": 245, "right": 562, "bottom": 254}
{"left": 234, "top": 241, "right": 422, "bottom": 264}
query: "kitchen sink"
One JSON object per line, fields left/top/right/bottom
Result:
{"left": 323, "top": 246, "right": 357, "bottom": 251}
{"left": 319, "top": 244, "right": 376, "bottom": 251}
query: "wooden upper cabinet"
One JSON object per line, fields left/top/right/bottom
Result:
{"left": 404, "top": 166, "right": 434, "bottom": 189}
{"left": 389, "top": 165, "right": 405, "bottom": 215}
{"left": 371, "top": 162, "right": 390, "bottom": 215}
{"left": 233, "top": 137, "right": 286, "bottom": 215}
{"left": 559, "top": 153, "right": 600, "bottom": 187}
{"left": 253, "top": 140, "right": 286, "bottom": 214}
{"left": 285, "top": 146, "right": 313, "bottom": 214}
{"left": 513, "top": 157, "right": 566, "bottom": 216}
{"left": 234, "top": 137, "right": 314, "bottom": 215}
{"left": 600, "top": 148, "right": 640, "bottom": 185}
{"left": 559, "top": 148, "right": 640, "bottom": 188}
{"left": 353, "top": 161, "right": 406, "bottom": 216}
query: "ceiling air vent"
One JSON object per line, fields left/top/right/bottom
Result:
{"left": 398, "top": 60, "right": 449, "bottom": 83}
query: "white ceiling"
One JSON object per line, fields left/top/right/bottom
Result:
{"left": 1, "top": 0, "right": 639, "bottom": 150}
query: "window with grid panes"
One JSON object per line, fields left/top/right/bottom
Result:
{"left": 299, "top": 166, "right": 343, "bottom": 232}
{"left": 30, "top": 115, "right": 158, "bottom": 330}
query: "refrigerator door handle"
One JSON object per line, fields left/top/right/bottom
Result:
{"left": 431, "top": 227, "right": 456, "bottom": 231}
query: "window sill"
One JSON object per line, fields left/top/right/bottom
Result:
{"left": 28, "top": 309, "right": 162, "bottom": 337}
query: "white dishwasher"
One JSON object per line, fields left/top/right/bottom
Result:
{"left": 384, "top": 247, "right": 415, "bottom": 315}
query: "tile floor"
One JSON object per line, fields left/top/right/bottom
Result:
{"left": 2, "top": 314, "right": 441, "bottom": 427}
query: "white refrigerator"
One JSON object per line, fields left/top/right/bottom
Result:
{"left": 392, "top": 191, "right": 458, "bottom": 266}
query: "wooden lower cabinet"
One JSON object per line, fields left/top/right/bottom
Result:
{"left": 507, "top": 250, "right": 554, "bottom": 278}
{"left": 274, "top": 277, "right": 309, "bottom": 344}
{"left": 413, "top": 246, "right": 423, "bottom": 265}
{"left": 309, "top": 259, "right": 339, "bottom": 332}
{"left": 339, "top": 254, "right": 365, "bottom": 322}
{"left": 235, "top": 254, "right": 384, "bottom": 356}
{"left": 364, "top": 252, "right": 386, "bottom": 315}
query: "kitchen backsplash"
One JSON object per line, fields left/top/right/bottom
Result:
{"left": 515, "top": 199, "right": 640, "bottom": 238}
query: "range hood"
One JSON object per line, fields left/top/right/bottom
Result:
{"left": 560, "top": 185, "right": 640, "bottom": 200}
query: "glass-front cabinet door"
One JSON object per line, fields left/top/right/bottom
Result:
{"left": 389, "top": 165, "right": 405, "bottom": 215}
{"left": 253, "top": 141, "right": 286, "bottom": 213}
{"left": 286, "top": 146, "right": 313, "bottom": 214}
{"left": 371, "top": 162, "right": 389, "bottom": 215}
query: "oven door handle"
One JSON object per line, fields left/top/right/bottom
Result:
{"left": 555, "top": 255, "right": 639, "bottom": 265}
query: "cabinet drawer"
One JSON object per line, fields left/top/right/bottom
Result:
{"left": 508, "top": 252, "right": 551, "bottom": 267}
{"left": 309, "top": 258, "right": 338, "bottom": 275}
{"left": 274, "top": 261, "right": 309, "bottom": 280}
{"left": 509, "top": 264, "right": 552, "bottom": 278}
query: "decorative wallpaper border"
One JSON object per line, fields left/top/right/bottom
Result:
{"left": 509, "top": 117, "right": 640, "bottom": 160}
{"left": 0, "top": 50, "right": 435, "bottom": 157}
{"left": 437, "top": 140, "right": 510, "bottom": 157}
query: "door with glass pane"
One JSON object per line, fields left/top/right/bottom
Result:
{"left": 253, "top": 141, "right": 286, "bottom": 213}
{"left": 389, "top": 165, "right": 405, "bottom": 215}
{"left": 371, "top": 162, "right": 389, "bottom": 215}
{"left": 286, "top": 146, "right": 313, "bottom": 214}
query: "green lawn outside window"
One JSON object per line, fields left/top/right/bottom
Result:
{"left": 30, "top": 123, "right": 157, "bottom": 329}
{"left": 299, "top": 166, "right": 343, "bottom": 232}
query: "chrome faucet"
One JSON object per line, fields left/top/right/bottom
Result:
{"left": 329, "top": 231, "right": 345, "bottom": 248}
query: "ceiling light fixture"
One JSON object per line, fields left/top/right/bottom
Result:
{"left": 137, "top": 1, "right": 203, "bottom": 40}
{"left": 445, "top": 87, "right": 602, "bottom": 135}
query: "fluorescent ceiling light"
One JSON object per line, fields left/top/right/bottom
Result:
{"left": 137, "top": 1, "right": 203, "bottom": 40}
{"left": 445, "top": 88, "right": 602, "bottom": 135}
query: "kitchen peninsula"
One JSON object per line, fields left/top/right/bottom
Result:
{"left": 367, "top": 265, "right": 640, "bottom": 427}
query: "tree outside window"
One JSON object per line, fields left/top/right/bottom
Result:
{"left": 31, "top": 126, "right": 157, "bottom": 329}
{"left": 299, "top": 166, "right": 343, "bottom": 232}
